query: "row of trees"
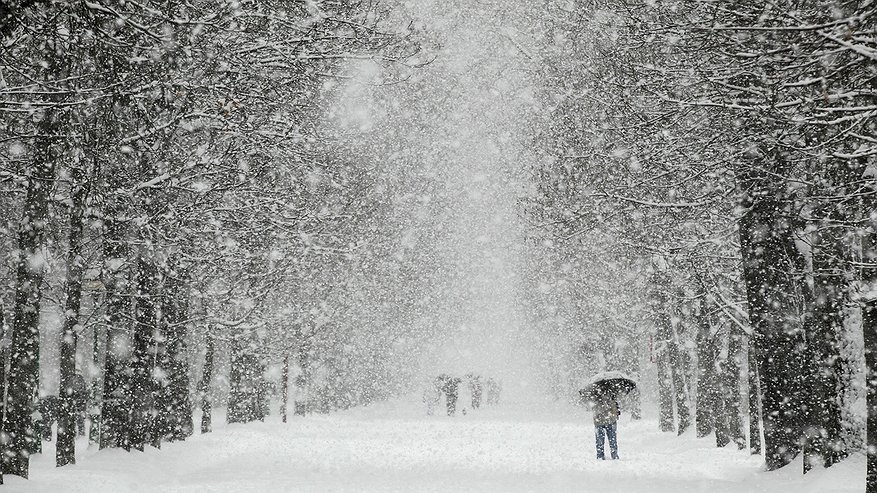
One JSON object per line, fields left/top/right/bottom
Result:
{"left": 523, "top": 0, "right": 874, "bottom": 484}
{"left": 0, "top": 0, "right": 421, "bottom": 482}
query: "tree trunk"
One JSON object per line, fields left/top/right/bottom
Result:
{"left": 228, "top": 336, "right": 245, "bottom": 423}
{"left": 228, "top": 336, "right": 264, "bottom": 424}
{"left": 130, "top": 255, "right": 158, "bottom": 451}
{"left": 747, "top": 336, "right": 762, "bottom": 455}
{"left": 862, "top": 176, "right": 877, "bottom": 493}
{"left": 738, "top": 159, "right": 807, "bottom": 470}
{"left": 654, "top": 288, "right": 676, "bottom": 433}
{"left": 199, "top": 329, "right": 215, "bottom": 434}
{"left": 99, "top": 215, "right": 132, "bottom": 450}
{"left": 801, "top": 211, "right": 848, "bottom": 472}
{"left": 0, "top": 305, "right": 8, "bottom": 485}
{"left": 656, "top": 331, "right": 675, "bottom": 432}
{"left": 56, "top": 164, "right": 90, "bottom": 467}
{"left": 3, "top": 157, "right": 56, "bottom": 478}
{"left": 866, "top": 293, "right": 877, "bottom": 493}
{"left": 162, "top": 272, "right": 193, "bottom": 441}
{"left": 281, "top": 353, "right": 290, "bottom": 423}
{"left": 669, "top": 319, "right": 691, "bottom": 435}
{"left": 89, "top": 321, "right": 101, "bottom": 445}
{"left": 696, "top": 294, "right": 717, "bottom": 438}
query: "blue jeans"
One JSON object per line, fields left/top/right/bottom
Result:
{"left": 595, "top": 422, "right": 618, "bottom": 459}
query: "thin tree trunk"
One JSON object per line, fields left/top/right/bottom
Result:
{"left": 747, "top": 336, "right": 761, "bottom": 455}
{"left": 199, "top": 329, "right": 215, "bottom": 434}
{"left": 228, "top": 336, "right": 244, "bottom": 423}
{"left": 3, "top": 157, "right": 56, "bottom": 478}
{"left": 724, "top": 326, "right": 745, "bottom": 449}
{"left": 89, "top": 320, "right": 101, "bottom": 445}
{"left": 669, "top": 321, "right": 691, "bottom": 435}
{"left": 56, "top": 164, "right": 90, "bottom": 467}
{"left": 0, "top": 305, "right": 8, "bottom": 485}
{"left": 281, "top": 353, "right": 290, "bottom": 423}
{"left": 866, "top": 293, "right": 877, "bottom": 493}
{"left": 696, "top": 294, "right": 716, "bottom": 438}
{"left": 655, "top": 291, "right": 675, "bottom": 433}
{"left": 862, "top": 176, "right": 877, "bottom": 493}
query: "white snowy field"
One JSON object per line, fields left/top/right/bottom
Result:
{"left": 7, "top": 397, "right": 863, "bottom": 493}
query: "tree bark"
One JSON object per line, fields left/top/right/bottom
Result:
{"left": 655, "top": 306, "right": 675, "bottom": 431}
{"left": 0, "top": 305, "right": 8, "bottom": 485}
{"left": 130, "top": 255, "right": 158, "bottom": 451}
{"left": 862, "top": 173, "right": 877, "bottom": 493}
{"left": 801, "top": 207, "right": 849, "bottom": 472}
{"left": 738, "top": 157, "right": 807, "bottom": 470}
{"left": 281, "top": 353, "right": 290, "bottom": 423}
{"left": 723, "top": 326, "right": 745, "bottom": 449}
{"left": 162, "top": 272, "right": 193, "bottom": 441}
{"left": 747, "top": 336, "right": 762, "bottom": 455}
{"left": 99, "top": 214, "right": 132, "bottom": 450}
{"left": 89, "top": 320, "right": 101, "bottom": 445}
{"left": 866, "top": 293, "right": 877, "bottom": 493}
{"left": 3, "top": 156, "right": 56, "bottom": 478}
{"left": 199, "top": 329, "right": 215, "bottom": 434}
{"left": 56, "top": 164, "right": 90, "bottom": 467}
{"left": 669, "top": 317, "right": 691, "bottom": 435}
{"left": 696, "top": 294, "right": 717, "bottom": 438}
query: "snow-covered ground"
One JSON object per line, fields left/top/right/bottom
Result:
{"left": 7, "top": 397, "right": 863, "bottom": 493}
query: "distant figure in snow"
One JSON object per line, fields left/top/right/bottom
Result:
{"left": 485, "top": 378, "right": 501, "bottom": 406}
{"left": 439, "top": 374, "right": 461, "bottom": 416}
{"left": 457, "top": 375, "right": 472, "bottom": 415}
{"left": 591, "top": 389, "right": 620, "bottom": 460}
{"left": 423, "top": 377, "right": 442, "bottom": 415}
{"left": 467, "top": 374, "right": 483, "bottom": 410}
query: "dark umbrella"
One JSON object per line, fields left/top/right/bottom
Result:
{"left": 579, "top": 371, "right": 637, "bottom": 402}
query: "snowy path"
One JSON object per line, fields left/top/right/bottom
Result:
{"left": 8, "top": 398, "right": 862, "bottom": 493}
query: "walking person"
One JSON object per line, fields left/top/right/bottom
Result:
{"left": 592, "top": 389, "right": 620, "bottom": 460}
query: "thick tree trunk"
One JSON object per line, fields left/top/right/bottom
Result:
{"left": 100, "top": 214, "right": 132, "bottom": 450}
{"left": 3, "top": 157, "right": 56, "bottom": 478}
{"left": 801, "top": 214, "right": 848, "bottom": 472}
{"left": 56, "top": 165, "right": 90, "bottom": 467}
{"left": 228, "top": 336, "right": 265, "bottom": 424}
{"left": 130, "top": 255, "right": 158, "bottom": 451}
{"left": 738, "top": 162, "right": 807, "bottom": 470}
{"left": 199, "top": 329, "right": 215, "bottom": 434}
{"left": 747, "top": 337, "right": 762, "bottom": 455}
{"left": 162, "top": 273, "right": 193, "bottom": 441}
{"left": 714, "top": 366, "right": 730, "bottom": 448}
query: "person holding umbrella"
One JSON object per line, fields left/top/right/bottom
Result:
{"left": 581, "top": 371, "right": 637, "bottom": 461}
{"left": 591, "top": 388, "right": 621, "bottom": 460}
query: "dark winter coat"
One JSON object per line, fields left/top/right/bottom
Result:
{"left": 592, "top": 396, "right": 619, "bottom": 426}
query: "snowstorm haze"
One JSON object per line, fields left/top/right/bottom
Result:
{"left": 328, "top": 1, "right": 546, "bottom": 396}
{"left": 1, "top": 0, "right": 872, "bottom": 490}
